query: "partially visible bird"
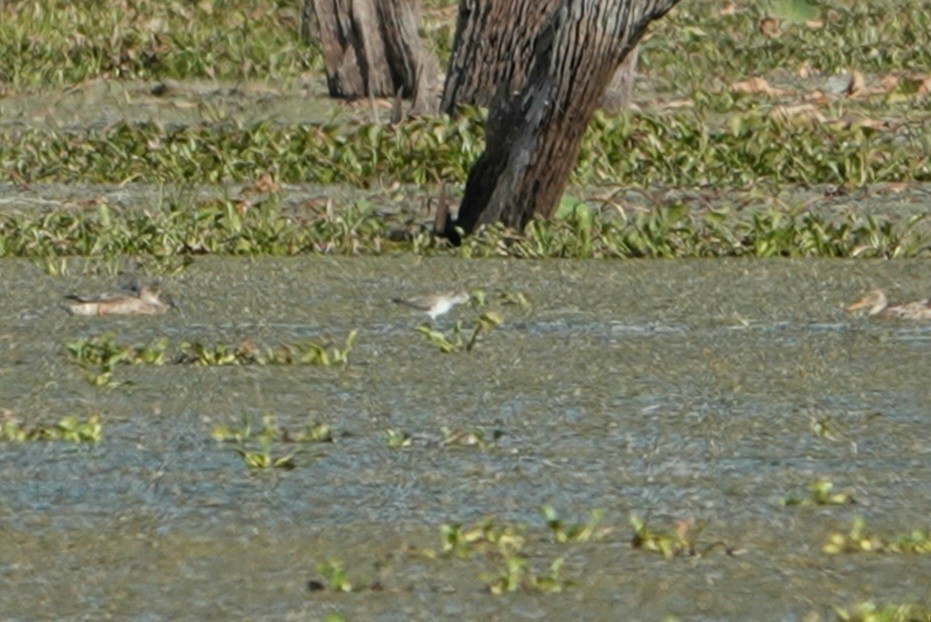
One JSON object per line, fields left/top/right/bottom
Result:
{"left": 844, "top": 289, "right": 931, "bottom": 320}
{"left": 392, "top": 291, "right": 470, "bottom": 321}
{"left": 65, "top": 279, "right": 176, "bottom": 317}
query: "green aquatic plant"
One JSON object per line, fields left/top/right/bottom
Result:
{"left": 179, "top": 332, "right": 357, "bottom": 366}
{"left": 179, "top": 341, "right": 252, "bottom": 366}
{"left": 383, "top": 428, "right": 412, "bottom": 449}
{"left": 542, "top": 506, "right": 607, "bottom": 543}
{"left": 235, "top": 437, "right": 296, "bottom": 471}
{"left": 212, "top": 415, "right": 334, "bottom": 445}
{"left": 810, "top": 414, "right": 838, "bottom": 441}
{"left": 440, "top": 520, "right": 525, "bottom": 559}
{"left": 833, "top": 601, "right": 931, "bottom": 622}
{"left": 438, "top": 519, "right": 571, "bottom": 594}
{"left": 214, "top": 415, "right": 332, "bottom": 470}
{"left": 2, "top": 194, "right": 927, "bottom": 260}
{"left": 314, "top": 559, "right": 354, "bottom": 593}
{"left": 0, "top": 0, "right": 319, "bottom": 88}
{"left": 414, "top": 324, "right": 461, "bottom": 353}
{"left": 1, "top": 414, "right": 102, "bottom": 443}
{"left": 66, "top": 334, "right": 168, "bottom": 386}
{"left": 486, "top": 556, "right": 567, "bottom": 595}
{"left": 3, "top": 104, "right": 931, "bottom": 189}
{"left": 415, "top": 311, "right": 503, "bottom": 353}
{"left": 784, "top": 479, "right": 856, "bottom": 507}
{"left": 823, "top": 517, "right": 931, "bottom": 555}
{"left": 440, "top": 426, "right": 501, "bottom": 449}
{"left": 630, "top": 515, "right": 701, "bottom": 558}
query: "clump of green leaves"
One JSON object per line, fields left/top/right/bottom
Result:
{"left": 440, "top": 426, "right": 501, "bottom": 449}
{"left": 382, "top": 426, "right": 501, "bottom": 450}
{"left": 415, "top": 312, "right": 503, "bottom": 353}
{"left": 4, "top": 108, "right": 931, "bottom": 189}
{"left": 0, "top": 0, "right": 319, "bottom": 88}
{"left": 438, "top": 518, "right": 572, "bottom": 594}
{"left": 1, "top": 414, "right": 102, "bottom": 443}
{"left": 211, "top": 415, "right": 334, "bottom": 445}
{"left": 833, "top": 601, "right": 931, "bottom": 622}
{"left": 440, "top": 521, "right": 526, "bottom": 560}
{"left": 784, "top": 480, "right": 856, "bottom": 507}
{"left": 630, "top": 515, "right": 701, "bottom": 558}
{"left": 383, "top": 428, "right": 412, "bottom": 449}
{"left": 542, "top": 506, "right": 607, "bottom": 543}
{"left": 824, "top": 518, "right": 931, "bottom": 555}
{"left": 312, "top": 560, "right": 354, "bottom": 593}
{"left": 179, "top": 332, "right": 357, "bottom": 366}
{"left": 2, "top": 195, "right": 927, "bottom": 260}
{"left": 235, "top": 438, "right": 297, "bottom": 471}
{"left": 486, "top": 556, "right": 567, "bottom": 595}
{"left": 66, "top": 334, "right": 167, "bottom": 386}
{"left": 213, "top": 415, "right": 334, "bottom": 471}
{"left": 465, "top": 207, "right": 930, "bottom": 260}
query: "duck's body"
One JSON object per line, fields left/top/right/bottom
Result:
{"left": 845, "top": 289, "right": 931, "bottom": 320}
{"left": 66, "top": 285, "right": 172, "bottom": 317}
{"left": 392, "top": 291, "right": 470, "bottom": 321}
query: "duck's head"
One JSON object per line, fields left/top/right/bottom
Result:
{"left": 845, "top": 289, "right": 887, "bottom": 316}
{"left": 138, "top": 284, "right": 180, "bottom": 310}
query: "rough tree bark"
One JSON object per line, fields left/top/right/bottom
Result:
{"left": 440, "top": 0, "right": 679, "bottom": 242}
{"left": 304, "top": 0, "right": 438, "bottom": 113}
{"left": 441, "top": 0, "right": 640, "bottom": 114}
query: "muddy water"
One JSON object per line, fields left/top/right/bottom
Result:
{"left": 0, "top": 256, "right": 929, "bottom": 620}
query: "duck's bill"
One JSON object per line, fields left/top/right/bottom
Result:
{"left": 844, "top": 298, "right": 869, "bottom": 312}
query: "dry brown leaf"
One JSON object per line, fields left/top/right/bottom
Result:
{"left": 759, "top": 17, "right": 779, "bottom": 37}
{"left": 874, "top": 182, "right": 909, "bottom": 195}
{"left": 878, "top": 75, "right": 901, "bottom": 93}
{"left": 845, "top": 70, "right": 866, "bottom": 97}
{"left": 658, "top": 99, "right": 695, "bottom": 109}
{"left": 849, "top": 117, "right": 893, "bottom": 131}
{"left": 770, "top": 104, "right": 826, "bottom": 126}
{"left": 730, "top": 77, "right": 788, "bottom": 96}
{"left": 917, "top": 75, "right": 931, "bottom": 95}
{"left": 806, "top": 91, "right": 832, "bottom": 106}
{"left": 797, "top": 64, "right": 817, "bottom": 79}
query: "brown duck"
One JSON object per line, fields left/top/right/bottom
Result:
{"left": 845, "top": 289, "right": 931, "bottom": 320}
{"left": 65, "top": 283, "right": 175, "bottom": 316}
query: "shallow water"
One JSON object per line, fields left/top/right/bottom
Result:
{"left": 1, "top": 256, "right": 929, "bottom": 620}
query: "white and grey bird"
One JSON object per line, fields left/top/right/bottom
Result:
{"left": 392, "top": 291, "right": 470, "bottom": 321}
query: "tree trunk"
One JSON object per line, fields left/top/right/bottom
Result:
{"left": 441, "top": 0, "right": 640, "bottom": 114}
{"left": 305, "top": 0, "right": 438, "bottom": 113}
{"left": 440, "top": 0, "right": 678, "bottom": 242}
{"left": 441, "top": 0, "right": 562, "bottom": 114}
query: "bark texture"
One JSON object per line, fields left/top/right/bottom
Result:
{"left": 307, "top": 0, "right": 438, "bottom": 113}
{"left": 441, "top": 0, "right": 640, "bottom": 114}
{"left": 440, "top": 0, "right": 679, "bottom": 242}
{"left": 441, "top": 0, "right": 562, "bottom": 114}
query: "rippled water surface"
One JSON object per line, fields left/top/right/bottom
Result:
{"left": 1, "top": 257, "right": 929, "bottom": 620}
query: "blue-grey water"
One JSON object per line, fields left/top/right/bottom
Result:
{"left": 0, "top": 256, "right": 929, "bottom": 621}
